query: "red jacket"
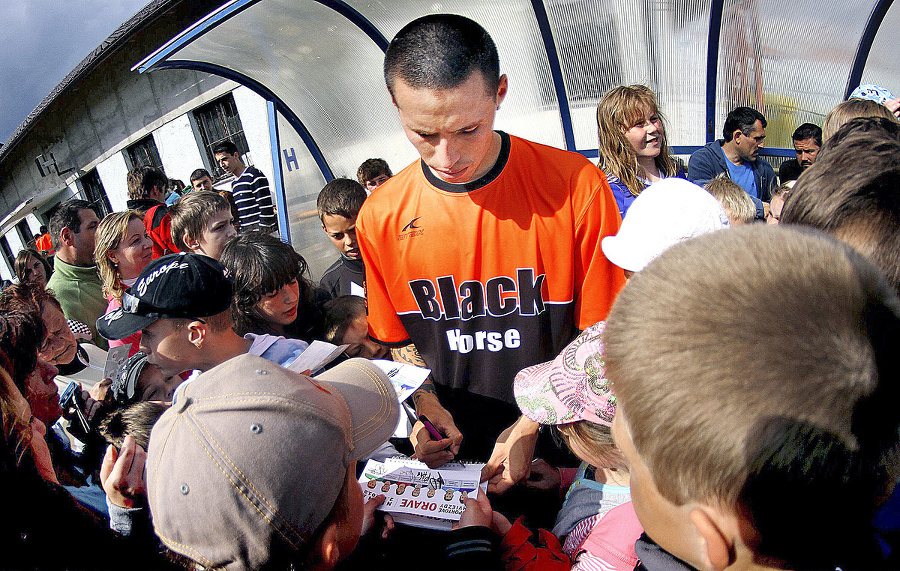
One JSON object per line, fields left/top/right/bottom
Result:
{"left": 144, "top": 204, "right": 180, "bottom": 259}
{"left": 35, "top": 233, "right": 54, "bottom": 255}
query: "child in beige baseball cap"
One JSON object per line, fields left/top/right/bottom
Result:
{"left": 147, "top": 354, "right": 399, "bottom": 570}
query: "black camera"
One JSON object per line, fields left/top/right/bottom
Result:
{"left": 59, "top": 380, "right": 90, "bottom": 436}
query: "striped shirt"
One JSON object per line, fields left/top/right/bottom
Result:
{"left": 231, "top": 165, "right": 277, "bottom": 232}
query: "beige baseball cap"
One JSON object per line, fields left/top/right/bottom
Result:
{"left": 147, "top": 354, "right": 399, "bottom": 570}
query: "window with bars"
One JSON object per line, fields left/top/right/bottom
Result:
{"left": 126, "top": 135, "right": 165, "bottom": 174}
{"left": 79, "top": 169, "right": 112, "bottom": 218}
{"left": 0, "top": 236, "right": 14, "bottom": 275}
{"left": 15, "top": 219, "right": 34, "bottom": 249}
{"left": 194, "top": 93, "right": 251, "bottom": 179}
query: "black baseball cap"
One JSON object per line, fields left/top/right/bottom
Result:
{"left": 97, "top": 253, "right": 233, "bottom": 341}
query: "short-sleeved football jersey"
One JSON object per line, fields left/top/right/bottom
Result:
{"left": 358, "top": 132, "right": 625, "bottom": 415}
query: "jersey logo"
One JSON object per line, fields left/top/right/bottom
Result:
{"left": 409, "top": 269, "right": 546, "bottom": 321}
{"left": 398, "top": 217, "right": 425, "bottom": 241}
{"left": 402, "top": 217, "right": 422, "bottom": 232}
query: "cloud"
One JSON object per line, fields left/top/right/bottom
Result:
{"left": 0, "top": 0, "right": 150, "bottom": 145}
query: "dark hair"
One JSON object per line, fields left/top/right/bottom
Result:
{"left": 212, "top": 141, "right": 238, "bottom": 156}
{"left": 792, "top": 123, "right": 822, "bottom": 147}
{"left": 384, "top": 14, "right": 500, "bottom": 97}
{"left": 14, "top": 249, "right": 52, "bottom": 285}
{"left": 126, "top": 166, "right": 167, "bottom": 201}
{"left": 99, "top": 401, "right": 168, "bottom": 451}
{"left": 357, "top": 159, "right": 392, "bottom": 186}
{"left": 723, "top": 107, "right": 767, "bottom": 142}
{"left": 189, "top": 168, "right": 212, "bottom": 183}
{"left": 317, "top": 178, "right": 367, "bottom": 222}
{"left": 820, "top": 116, "right": 900, "bottom": 153}
{"left": 48, "top": 199, "right": 94, "bottom": 253}
{"left": 0, "top": 311, "right": 45, "bottom": 393}
{"left": 742, "top": 417, "right": 886, "bottom": 569}
{"left": 322, "top": 295, "right": 366, "bottom": 344}
{"left": 0, "top": 283, "right": 64, "bottom": 317}
{"left": 781, "top": 132, "right": 900, "bottom": 295}
{"left": 219, "top": 233, "right": 322, "bottom": 339}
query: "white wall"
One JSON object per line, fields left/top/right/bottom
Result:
{"left": 96, "top": 152, "right": 131, "bottom": 212}
{"left": 155, "top": 114, "right": 206, "bottom": 187}
{"left": 232, "top": 86, "right": 274, "bottom": 183}
{"left": 0, "top": 259, "right": 11, "bottom": 282}
{"left": 25, "top": 214, "right": 42, "bottom": 235}
{"left": 7, "top": 231, "right": 24, "bottom": 259}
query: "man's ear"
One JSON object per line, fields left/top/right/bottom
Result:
{"left": 732, "top": 129, "right": 743, "bottom": 143}
{"left": 59, "top": 227, "right": 75, "bottom": 247}
{"left": 390, "top": 89, "right": 398, "bottom": 109}
{"left": 314, "top": 523, "right": 341, "bottom": 569}
{"left": 689, "top": 507, "right": 735, "bottom": 571}
{"left": 186, "top": 320, "right": 207, "bottom": 348}
{"left": 495, "top": 74, "right": 509, "bottom": 107}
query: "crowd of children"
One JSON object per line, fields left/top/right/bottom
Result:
{"left": 2, "top": 11, "right": 900, "bottom": 571}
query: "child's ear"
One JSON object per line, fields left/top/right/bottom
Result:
{"left": 186, "top": 320, "right": 207, "bottom": 348}
{"left": 315, "top": 523, "right": 341, "bottom": 568}
{"left": 183, "top": 232, "right": 199, "bottom": 251}
{"left": 689, "top": 507, "right": 734, "bottom": 571}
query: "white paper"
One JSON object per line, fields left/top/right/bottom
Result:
{"left": 104, "top": 344, "right": 133, "bottom": 383}
{"left": 286, "top": 340, "right": 347, "bottom": 374}
{"left": 372, "top": 359, "right": 430, "bottom": 401}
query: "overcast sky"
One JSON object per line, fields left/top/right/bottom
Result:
{"left": 0, "top": 0, "right": 151, "bottom": 146}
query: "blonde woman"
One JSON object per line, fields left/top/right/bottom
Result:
{"left": 94, "top": 211, "right": 152, "bottom": 355}
{"left": 596, "top": 85, "right": 683, "bottom": 217}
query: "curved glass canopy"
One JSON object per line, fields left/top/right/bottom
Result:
{"left": 137, "top": 0, "right": 898, "bottom": 241}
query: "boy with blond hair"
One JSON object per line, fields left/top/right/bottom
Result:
{"left": 604, "top": 225, "right": 899, "bottom": 570}
{"left": 704, "top": 176, "right": 756, "bottom": 225}
{"left": 168, "top": 191, "right": 237, "bottom": 260}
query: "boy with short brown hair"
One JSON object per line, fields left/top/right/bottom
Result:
{"left": 605, "top": 225, "right": 900, "bottom": 570}
{"left": 168, "top": 191, "right": 236, "bottom": 260}
{"left": 317, "top": 178, "right": 367, "bottom": 298}
{"left": 782, "top": 131, "right": 900, "bottom": 294}
{"left": 356, "top": 158, "right": 393, "bottom": 191}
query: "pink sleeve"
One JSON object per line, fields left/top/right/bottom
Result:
{"left": 571, "top": 502, "right": 643, "bottom": 571}
{"left": 105, "top": 298, "right": 141, "bottom": 356}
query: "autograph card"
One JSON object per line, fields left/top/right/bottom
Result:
{"left": 358, "top": 458, "right": 485, "bottom": 529}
